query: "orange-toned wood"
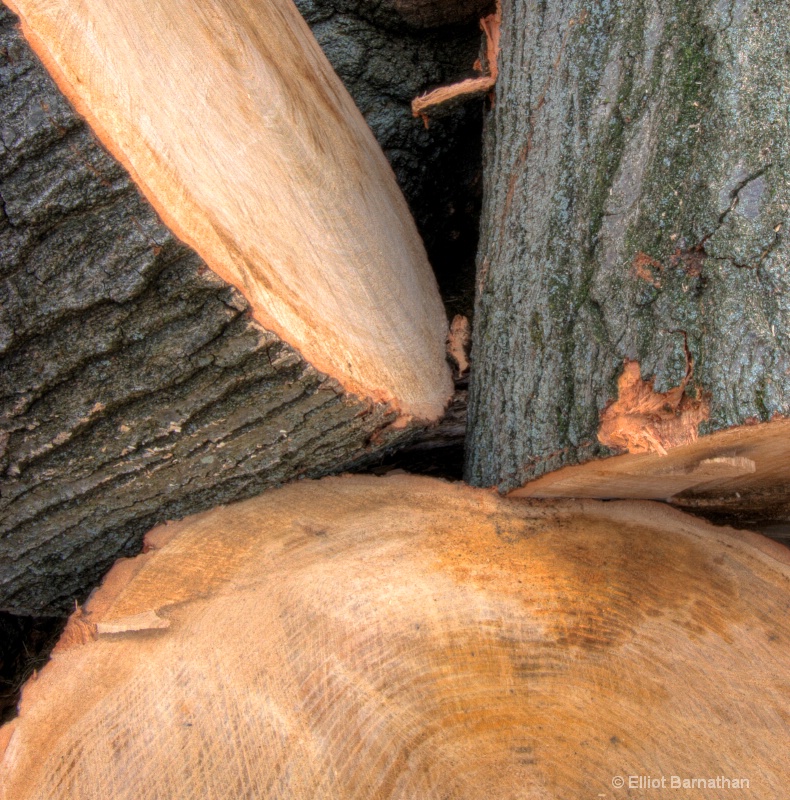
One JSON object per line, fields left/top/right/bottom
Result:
{"left": 512, "top": 417, "right": 790, "bottom": 524}
{"left": 411, "top": 2, "right": 500, "bottom": 120}
{"left": 3, "top": 475, "right": 789, "bottom": 798}
{"left": 6, "top": 0, "right": 452, "bottom": 420}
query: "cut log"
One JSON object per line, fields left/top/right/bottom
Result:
{"left": 2, "top": 474, "right": 789, "bottom": 798}
{"left": 466, "top": 0, "right": 790, "bottom": 523}
{"left": 6, "top": 0, "right": 452, "bottom": 416}
{"left": 296, "top": 0, "right": 490, "bottom": 320}
{"left": 513, "top": 417, "right": 790, "bottom": 531}
{"left": 0, "top": 2, "right": 452, "bottom": 614}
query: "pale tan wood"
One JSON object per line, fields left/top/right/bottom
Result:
{"left": 7, "top": 0, "right": 452, "bottom": 420}
{"left": 512, "top": 417, "right": 790, "bottom": 511}
{"left": 2, "top": 474, "right": 789, "bottom": 799}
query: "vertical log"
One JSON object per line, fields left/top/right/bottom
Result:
{"left": 467, "top": 0, "right": 790, "bottom": 522}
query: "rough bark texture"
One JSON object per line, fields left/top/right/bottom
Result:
{"left": 0, "top": 6, "right": 421, "bottom": 615}
{"left": 467, "top": 0, "right": 790, "bottom": 490}
{"left": 298, "top": 0, "right": 491, "bottom": 317}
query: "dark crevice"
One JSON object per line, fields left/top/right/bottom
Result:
{"left": 0, "top": 611, "right": 67, "bottom": 725}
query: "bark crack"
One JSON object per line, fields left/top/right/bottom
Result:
{"left": 0, "top": 186, "right": 8, "bottom": 227}
{"left": 717, "top": 166, "right": 771, "bottom": 228}
{"left": 634, "top": 166, "right": 774, "bottom": 279}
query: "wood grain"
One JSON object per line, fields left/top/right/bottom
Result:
{"left": 2, "top": 474, "right": 789, "bottom": 798}
{"left": 6, "top": 0, "right": 452, "bottom": 420}
{"left": 512, "top": 417, "right": 790, "bottom": 515}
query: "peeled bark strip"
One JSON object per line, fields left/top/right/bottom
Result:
{"left": 2, "top": 475, "right": 790, "bottom": 798}
{"left": 466, "top": 0, "right": 790, "bottom": 517}
{"left": 411, "top": 4, "right": 500, "bottom": 120}
{"left": 0, "top": 5, "right": 451, "bottom": 614}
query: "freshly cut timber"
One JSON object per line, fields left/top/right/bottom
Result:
{"left": 513, "top": 415, "right": 790, "bottom": 530}
{"left": 2, "top": 474, "right": 789, "bottom": 798}
{"left": 0, "top": 1, "right": 452, "bottom": 614}
{"left": 466, "top": 0, "right": 790, "bottom": 524}
{"left": 5, "top": 0, "right": 452, "bottom": 416}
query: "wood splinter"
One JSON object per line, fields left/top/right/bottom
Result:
{"left": 597, "top": 358, "right": 710, "bottom": 458}
{"left": 411, "top": 1, "right": 500, "bottom": 126}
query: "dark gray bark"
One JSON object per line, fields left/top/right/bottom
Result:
{"left": 467, "top": 0, "right": 790, "bottom": 489}
{"left": 297, "top": 0, "right": 491, "bottom": 317}
{"left": 0, "top": 7, "right": 423, "bottom": 615}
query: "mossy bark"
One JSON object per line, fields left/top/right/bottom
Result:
{"left": 467, "top": 0, "right": 790, "bottom": 490}
{"left": 0, "top": 7, "right": 424, "bottom": 615}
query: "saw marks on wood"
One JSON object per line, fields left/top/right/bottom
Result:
{"left": 2, "top": 475, "right": 789, "bottom": 798}
{"left": 6, "top": 0, "right": 452, "bottom": 420}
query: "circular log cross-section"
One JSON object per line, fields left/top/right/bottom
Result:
{"left": 2, "top": 475, "right": 789, "bottom": 798}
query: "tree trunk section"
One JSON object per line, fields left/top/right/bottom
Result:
{"left": 3, "top": 475, "right": 790, "bottom": 798}
{"left": 466, "top": 0, "right": 790, "bottom": 522}
{"left": 0, "top": 3, "right": 452, "bottom": 615}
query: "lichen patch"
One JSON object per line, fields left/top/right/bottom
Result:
{"left": 598, "top": 360, "right": 709, "bottom": 456}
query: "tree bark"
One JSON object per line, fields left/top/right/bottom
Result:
{"left": 4, "top": 474, "right": 790, "bottom": 798}
{"left": 466, "top": 0, "right": 790, "bottom": 522}
{"left": 0, "top": 3, "right": 452, "bottom": 615}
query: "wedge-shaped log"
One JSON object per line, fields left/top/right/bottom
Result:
{"left": 466, "top": 0, "right": 790, "bottom": 525}
{"left": 2, "top": 474, "right": 789, "bottom": 798}
{"left": 0, "top": 2, "right": 452, "bottom": 613}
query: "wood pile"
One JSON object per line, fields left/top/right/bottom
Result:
{"left": 4, "top": 475, "right": 790, "bottom": 798}
{"left": 1, "top": 0, "right": 788, "bottom": 795}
